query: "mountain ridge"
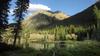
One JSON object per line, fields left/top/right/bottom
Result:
{"left": 21, "top": 2, "right": 100, "bottom": 30}
{"left": 22, "top": 10, "right": 69, "bottom": 29}
{"left": 61, "top": 2, "right": 100, "bottom": 26}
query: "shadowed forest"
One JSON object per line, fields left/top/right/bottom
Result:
{"left": 0, "top": 0, "right": 100, "bottom": 56}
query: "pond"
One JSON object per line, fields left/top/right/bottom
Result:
{"left": 22, "top": 41, "right": 77, "bottom": 50}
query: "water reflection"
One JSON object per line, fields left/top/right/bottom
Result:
{"left": 24, "top": 41, "right": 67, "bottom": 50}
{"left": 29, "top": 42, "right": 55, "bottom": 49}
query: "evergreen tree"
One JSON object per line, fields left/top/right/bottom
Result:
{"left": 93, "top": 5, "right": 100, "bottom": 39}
{"left": 93, "top": 5, "right": 100, "bottom": 29}
{"left": 0, "top": 0, "right": 11, "bottom": 42}
{"left": 13, "top": 0, "right": 29, "bottom": 46}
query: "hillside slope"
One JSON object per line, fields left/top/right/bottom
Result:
{"left": 22, "top": 2, "right": 100, "bottom": 30}
{"left": 61, "top": 2, "right": 100, "bottom": 26}
{"left": 22, "top": 10, "right": 69, "bottom": 29}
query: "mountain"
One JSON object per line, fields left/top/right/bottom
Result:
{"left": 22, "top": 10, "right": 69, "bottom": 29}
{"left": 22, "top": 2, "right": 100, "bottom": 30}
{"left": 61, "top": 2, "right": 100, "bottom": 26}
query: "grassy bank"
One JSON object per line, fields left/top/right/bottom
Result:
{"left": 1, "top": 40, "right": 100, "bottom": 56}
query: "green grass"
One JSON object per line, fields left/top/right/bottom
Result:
{"left": 1, "top": 40, "right": 100, "bottom": 56}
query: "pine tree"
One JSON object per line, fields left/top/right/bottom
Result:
{"left": 13, "top": 0, "right": 29, "bottom": 46}
{"left": 0, "top": 0, "right": 11, "bottom": 42}
{"left": 93, "top": 5, "right": 100, "bottom": 39}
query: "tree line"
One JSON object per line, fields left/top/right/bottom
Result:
{"left": 0, "top": 0, "right": 29, "bottom": 46}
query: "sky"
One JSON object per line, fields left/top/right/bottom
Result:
{"left": 8, "top": 0, "right": 96, "bottom": 23}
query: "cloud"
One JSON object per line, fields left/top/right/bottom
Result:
{"left": 28, "top": 3, "right": 51, "bottom": 12}
{"left": 9, "top": 3, "right": 51, "bottom": 15}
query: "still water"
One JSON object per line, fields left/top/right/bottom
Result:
{"left": 23, "top": 41, "right": 76, "bottom": 50}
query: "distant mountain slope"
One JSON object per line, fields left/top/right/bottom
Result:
{"left": 61, "top": 2, "right": 100, "bottom": 26}
{"left": 22, "top": 2, "right": 100, "bottom": 30}
{"left": 22, "top": 10, "right": 69, "bottom": 29}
